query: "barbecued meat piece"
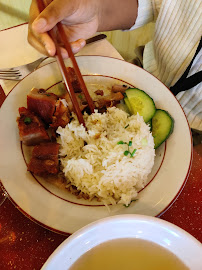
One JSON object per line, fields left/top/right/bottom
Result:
{"left": 17, "top": 107, "right": 50, "bottom": 146}
{"left": 32, "top": 142, "right": 59, "bottom": 159}
{"left": 28, "top": 142, "right": 59, "bottom": 176}
{"left": 94, "top": 89, "right": 104, "bottom": 96}
{"left": 50, "top": 99, "right": 70, "bottom": 129}
{"left": 62, "top": 92, "right": 88, "bottom": 112}
{"left": 63, "top": 91, "right": 123, "bottom": 114}
{"left": 111, "top": 84, "right": 129, "bottom": 93}
{"left": 76, "top": 93, "right": 89, "bottom": 111}
{"left": 28, "top": 158, "right": 58, "bottom": 176}
{"left": 27, "top": 88, "right": 57, "bottom": 123}
{"left": 66, "top": 67, "right": 82, "bottom": 93}
{"left": 94, "top": 92, "right": 124, "bottom": 111}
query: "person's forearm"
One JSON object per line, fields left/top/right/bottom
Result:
{"left": 97, "top": 0, "right": 138, "bottom": 31}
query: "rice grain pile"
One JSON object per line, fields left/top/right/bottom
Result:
{"left": 57, "top": 107, "right": 155, "bottom": 206}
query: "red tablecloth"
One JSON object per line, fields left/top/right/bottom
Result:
{"left": 0, "top": 85, "right": 201, "bottom": 269}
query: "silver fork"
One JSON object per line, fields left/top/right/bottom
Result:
{"left": 0, "top": 34, "right": 107, "bottom": 81}
{"left": 0, "top": 56, "right": 49, "bottom": 81}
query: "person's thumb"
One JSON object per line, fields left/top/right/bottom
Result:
{"left": 32, "top": 0, "right": 76, "bottom": 33}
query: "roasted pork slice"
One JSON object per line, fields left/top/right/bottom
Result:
{"left": 50, "top": 99, "right": 70, "bottom": 129}
{"left": 28, "top": 157, "right": 58, "bottom": 176}
{"left": 94, "top": 92, "right": 124, "bottom": 111}
{"left": 27, "top": 88, "right": 58, "bottom": 123}
{"left": 32, "top": 142, "right": 60, "bottom": 159}
{"left": 17, "top": 107, "right": 50, "bottom": 146}
{"left": 28, "top": 142, "right": 59, "bottom": 176}
{"left": 66, "top": 67, "right": 82, "bottom": 93}
{"left": 62, "top": 92, "right": 73, "bottom": 111}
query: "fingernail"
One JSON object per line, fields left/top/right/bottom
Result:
{"left": 45, "top": 44, "right": 52, "bottom": 55}
{"left": 80, "top": 39, "right": 86, "bottom": 47}
{"left": 33, "top": 18, "right": 47, "bottom": 30}
{"left": 61, "top": 48, "right": 68, "bottom": 58}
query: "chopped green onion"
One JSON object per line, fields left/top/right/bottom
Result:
{"left": 118, "top": 140, "right": 137, "bottom": 157}
{"left": 131, "top": 148, "right": 137, "bottom": 157}
{"left": 46, "top": 94, "right": 51, "bottom": 96}
{"left": 124, "top": 150, "right": 130, "bottom": 156}
{"left": 123, "top": 199, "right": 137, "bottom": 207}
{"left": 78, "top": 94, "right": 83, "bottom": 100}
{"left": 124, "top": 124, "right": 129, "bottom": 129}
{"left": 128, "top": 140, "right": 132, "bottom": 147}
{"left": 24, "top": 117, "right": 32, "bottom": 125}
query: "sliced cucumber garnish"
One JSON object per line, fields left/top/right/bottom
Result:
{"left": 124, "top": 97, "right": 132, "bottom": 114}
{"left": 125, "top": 88, "right": 156, "bottom": 122}
{"left": 116, "top": 102, "right": 130, "bottom": 114}
{"left": 152, "top": 109, "right": 174, "bottom": 148}
{"left": 147, "top": 119, "right": 152, "bottom": 131}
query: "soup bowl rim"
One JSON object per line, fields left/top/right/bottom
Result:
{"left": 42, "top": 214, "right": 202, "bottom": 269}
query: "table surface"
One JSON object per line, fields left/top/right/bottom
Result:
{"left": 0, "top": 24, "right": 201, "bottom": 270}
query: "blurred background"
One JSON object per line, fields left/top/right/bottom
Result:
{"left": 0, "top": 0, "right": 154, "bottom": 62}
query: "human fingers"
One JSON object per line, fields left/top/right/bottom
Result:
{"left": 28, "top": 26, "right": 86, "bottom": 59}
{"left": 28, "top": 25, "right": 57, "bottom": 56}
{"left": 60, "top": 39, "right": 86, "bottom": 59}
{"left": 28, "top": 27, "right": 56, "bottom": 56}
{"left": 32, "top": 0, "right": 79, "bottom": 34}
{"left": 29, "top": 0, "right": 86, "bottom": 57}
{"left": 29, "top": 0, "right": 57, "bottom": 55}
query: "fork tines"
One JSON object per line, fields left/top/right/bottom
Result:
{"left": 36, "top": 0, "right": 95, "bottom": 126}
{"left": 0, "top": 68, "right": 21, "bottom": 75}
{"left": 0, "top": 68, "right": 21, "bottom": 80}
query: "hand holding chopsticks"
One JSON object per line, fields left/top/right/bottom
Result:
{"left": 36, "top": 0, "right": 95, "bottom": 126}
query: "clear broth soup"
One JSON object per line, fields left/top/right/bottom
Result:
{"left": 69, "top": 238, "right": 188, "bottom": 270}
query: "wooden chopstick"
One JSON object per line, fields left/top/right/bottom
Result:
{"left": 36, "top": 0, "right": 95, "bottom": 126}
{"left": 57, "top": 23, "right": 95, "bottom": 113}
{"left": 0, "top": 84, "right": 6, "bottom": 108}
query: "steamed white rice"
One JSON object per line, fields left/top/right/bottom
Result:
{"left": 57, "top": 107, "right": 155, "bottom": 206}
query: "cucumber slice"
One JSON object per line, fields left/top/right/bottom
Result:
{"left": 147, "top": 119, "right": 152, "bottom": 131}
{"left": 125, "top": 88, "right": 156, "bottom": 122}
{"left": 124, "top": 97, "right": 132, "bottom": 114}
{"left": 152, "top": 109, "right": 174, "bottom": 149}
{"left": 116, "top": 102, "right": 130, "bottom": 114}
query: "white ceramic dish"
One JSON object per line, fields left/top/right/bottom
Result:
{"left": 42, "top": 215, "right": 202, "bottom": 270}
{"left": 0, "top": 56, "right": 192, "bottom": 234}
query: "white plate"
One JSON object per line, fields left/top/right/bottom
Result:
{"left": 0, "top": 24, "right": 122, "bottom": 96}
{"left": 0, "top": 56, "right": 192, "bottom": 234}
{"left": 0, "top": 24, "right": 44, "bottom": 69}
{"left": 0, "top": 24, "right": 121, "bottom": 69}
{"left": 42, "top": 215, "right": 202, "bottom": 270}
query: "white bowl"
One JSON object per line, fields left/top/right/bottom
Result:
{"left": 42, "top": 215, "right": 202, "bottom": 270}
